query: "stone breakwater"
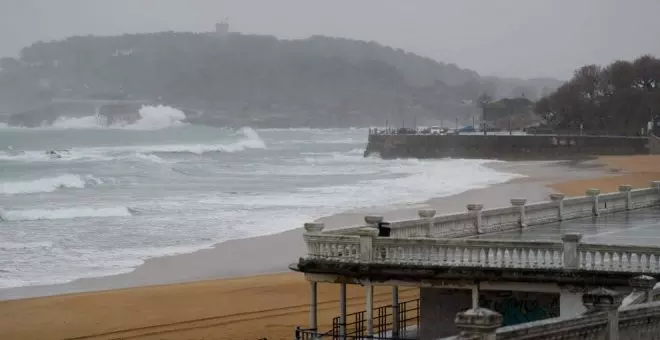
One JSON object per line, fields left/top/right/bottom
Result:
{"left": 364, "top": 133, "right": 650, "bottom": 160}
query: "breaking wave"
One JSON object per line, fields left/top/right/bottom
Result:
{"left": 0, "top": 127, "right": 266, "bottom": 163}
{"left": 118, "top": 105, "right": 187, "bottom": 130}
{"left": 0, "top": 174, "right": 103, "bottom": 195}
{"left": 0, "top": 206, "right": 132, "bottom": 221}
{"left": 45, "top": 105, "right": 188, "bottom": 130}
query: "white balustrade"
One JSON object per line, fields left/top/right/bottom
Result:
{"left": 525, "top": 201, "right": 559, "bottom": 225}
{"left": 598, "top": 192, "right": 628, "bottom": 213}
{"left": 430, "top": 213, "right": 476, "bottom": 238}
{"left": 303, "top": 234, "right": 360, "bottom": 262}
{"left": 561, "top": 196, "right": 595, "bottom": 219}
{"left": 316, "top": 184, "right": 659, "bottom": 241}
{"left": 305, "top": 232, "right": 660, "bottom": 274}
{"left": 373, "top": 238, "right": 563, "bottom": 268}
{"left": 631, "top": 187, "right": 660, "bottom": 209}
{"left": 578, "top": 244, "right": 660, "bottom": 272}
{"left": 480, "top": 207, "right": 520, "bottom": 233}
{"left": 302, "top": 183, "right": 660, "bottom": 273}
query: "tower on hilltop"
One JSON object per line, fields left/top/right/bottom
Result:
{"left": 215, "top": 19, "right": 230, "bottom": 38}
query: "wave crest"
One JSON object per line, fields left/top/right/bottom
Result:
{"left": 0, "top": 127, "right": 266, "bottom": 163}
{"left": 0, "top": 174, "right": 103, "bottom": 195}
{"left": 41, "top": 105, "right": 188, "bottom": 130}
{"left": 0, "top": 206, "right": 132, "bottom": 221}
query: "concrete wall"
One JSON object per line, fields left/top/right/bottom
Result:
{"left": 419, "top": 288, "right": 471, "bottom": 340}
{"left": 419, "top": 288, "right": 560, "bottom": 340}
{"left": 650, "top": 133, "right": 660, "bottom": 155}
{"left": 479, "top": 290, "right": 559, "bottom": 326}
{"left": 365, "top": 134, "right": 649, "bottom": 159}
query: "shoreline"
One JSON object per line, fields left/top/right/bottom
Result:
{"left": 0, "top": 159, "right": 609, "bottom": 301}
{"left": 2, "top": 156, "right": 659, "bottom": 340}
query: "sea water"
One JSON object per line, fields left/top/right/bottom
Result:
{"left": 0, "top": 106, "right": 519, "bottom": 288}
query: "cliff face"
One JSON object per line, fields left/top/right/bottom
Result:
{"left": 0, "top": 32, "right": 561, "bottom": 127}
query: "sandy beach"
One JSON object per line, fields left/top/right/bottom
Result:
{"left": 1, "top": 155, "right": 659, "bottom": 340}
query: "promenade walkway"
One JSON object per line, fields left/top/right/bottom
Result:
{"left": 474, "top": 206, "right": 660, "bottom": 247}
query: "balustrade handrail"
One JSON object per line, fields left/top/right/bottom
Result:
{"left": 373, "top": 237, "right": 562, "bottom": 248}
{"left": 579, "top": 243, "right": 660, "bottom": 254}
{"left": 306, "top": 235, "right": 660, "bottom": 256}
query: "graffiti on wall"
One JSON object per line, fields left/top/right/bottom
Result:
{"left": 479, "top": 291, "right": 559, "bottom": 326}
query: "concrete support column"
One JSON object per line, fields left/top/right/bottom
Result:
{"left": 309, "top": 281, "right": 318, "bottom": 330}
{"left": 582, "top": 288, "right": 623, "bottom": 340}
{"left": 392, "top": 286, "right": 400, "bottom": 338}
{"left": 562, "top": 233, "right": 582, "bottom": 270}
{"left": 559, "top": 286, "right": 587, "bottom": 317}
{"left": 454, "top": 308, "right": 502, "bottom": 340}
{"left": 339, "top": 283, "right": 347, "bottom": 338}
{"left": 366, "top": 285, "right": 374, "bottom": 336}
{"left": 471, "top": 284, "right": 480, "bottom": 309}
{"left": 550, "top": 193, "right": 565, "bottom": 221}
{"left": 510, "top": 198, "right": 527, "bottom": 228}
{"left": 418, "top": 209, "right": 436, "bottom": 237}
{"left": 586, "top": 188, "right": 601, "bottom": 216}
{"left": 630, "top": 275, "right": 658, "bottom": 303}
{"left": 357, "top": 227, "right": 379, "bottom": 262}
{"left": 619, "top": 185, "right": 633, "bottom": 211}
{"left": 467, "top": 204, "right": 484, "bottom": 234}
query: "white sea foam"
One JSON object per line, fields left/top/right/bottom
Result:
{"left": 0, "top": 174, "right": 103, "bottom": 195}
{"left": 51, "top": 116, "right": 101, "bottom": 129}
{"left": 0, "top": 127, "right": 524, "bottom": 290}
{"left": 121, "top": 105, "right": 187, "bottom": 130}
{"left": 37, "top": 105, "right": 188, "bottom": 130}
{"left": 0, "top": 206, "right": 132, "bottom": 221}
{"left": 0, "top": 127, "right": 266, "bottom": 163}
{"left": 0, "top": 241, "right": 53, "bottom": 250}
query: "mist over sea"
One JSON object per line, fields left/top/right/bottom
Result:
{"left": 0, "top": 106, "right": 519, "bottom": 289}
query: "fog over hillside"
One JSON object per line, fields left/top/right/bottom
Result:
{"left": 0, "top": 31, "right": 561, "bottom": 128}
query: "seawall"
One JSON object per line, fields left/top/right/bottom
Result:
{"left": 364, "top": 133, "right": 650, "bottom": 160}
{"left": 651, "top": 133, "right": 660, "bottom": 155}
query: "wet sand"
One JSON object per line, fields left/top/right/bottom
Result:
{"left": 1, "top": 156, "right": 658, "bottom": 340}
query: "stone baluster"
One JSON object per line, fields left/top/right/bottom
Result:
{"left": 550, "top": 193, "right": 565, "bottom": 221}
{"left": 586, "top": 188, "right": 601, "bottom": 216}
{"left": 582, "top": 287, "right": 623, "bottom": 340}
{"left": 562, "top": 233, "right": 582, "bottom": 270}
{"left": 303, "top": 223, "right": 325, "bottom": 257}
{"left": 467, "top": 204, "right": 484, "bottom": 234}
{"left": 454, "top": 308, "right": 502, "bottom": 340}
{"left": 629, "top": 275, "right": 658, "bottom": 303}
{"left": 510, "top": 198, "right": 527, "bottom": 228}
{"left": 418, "top": 209, "right": 436, "bottom": 237}
{"left": 357, "top": 227, "right": 379, "bottom": 262}
{"left": 619, "top": 185, "right": 633, "bottom": 211}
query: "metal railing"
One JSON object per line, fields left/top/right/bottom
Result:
{"left": 295, "top": 299, "right": 419, "bottom": 340}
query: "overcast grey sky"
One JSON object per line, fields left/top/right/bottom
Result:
{"left": 1, "top": 0, "right": 659, "bottom": 80}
